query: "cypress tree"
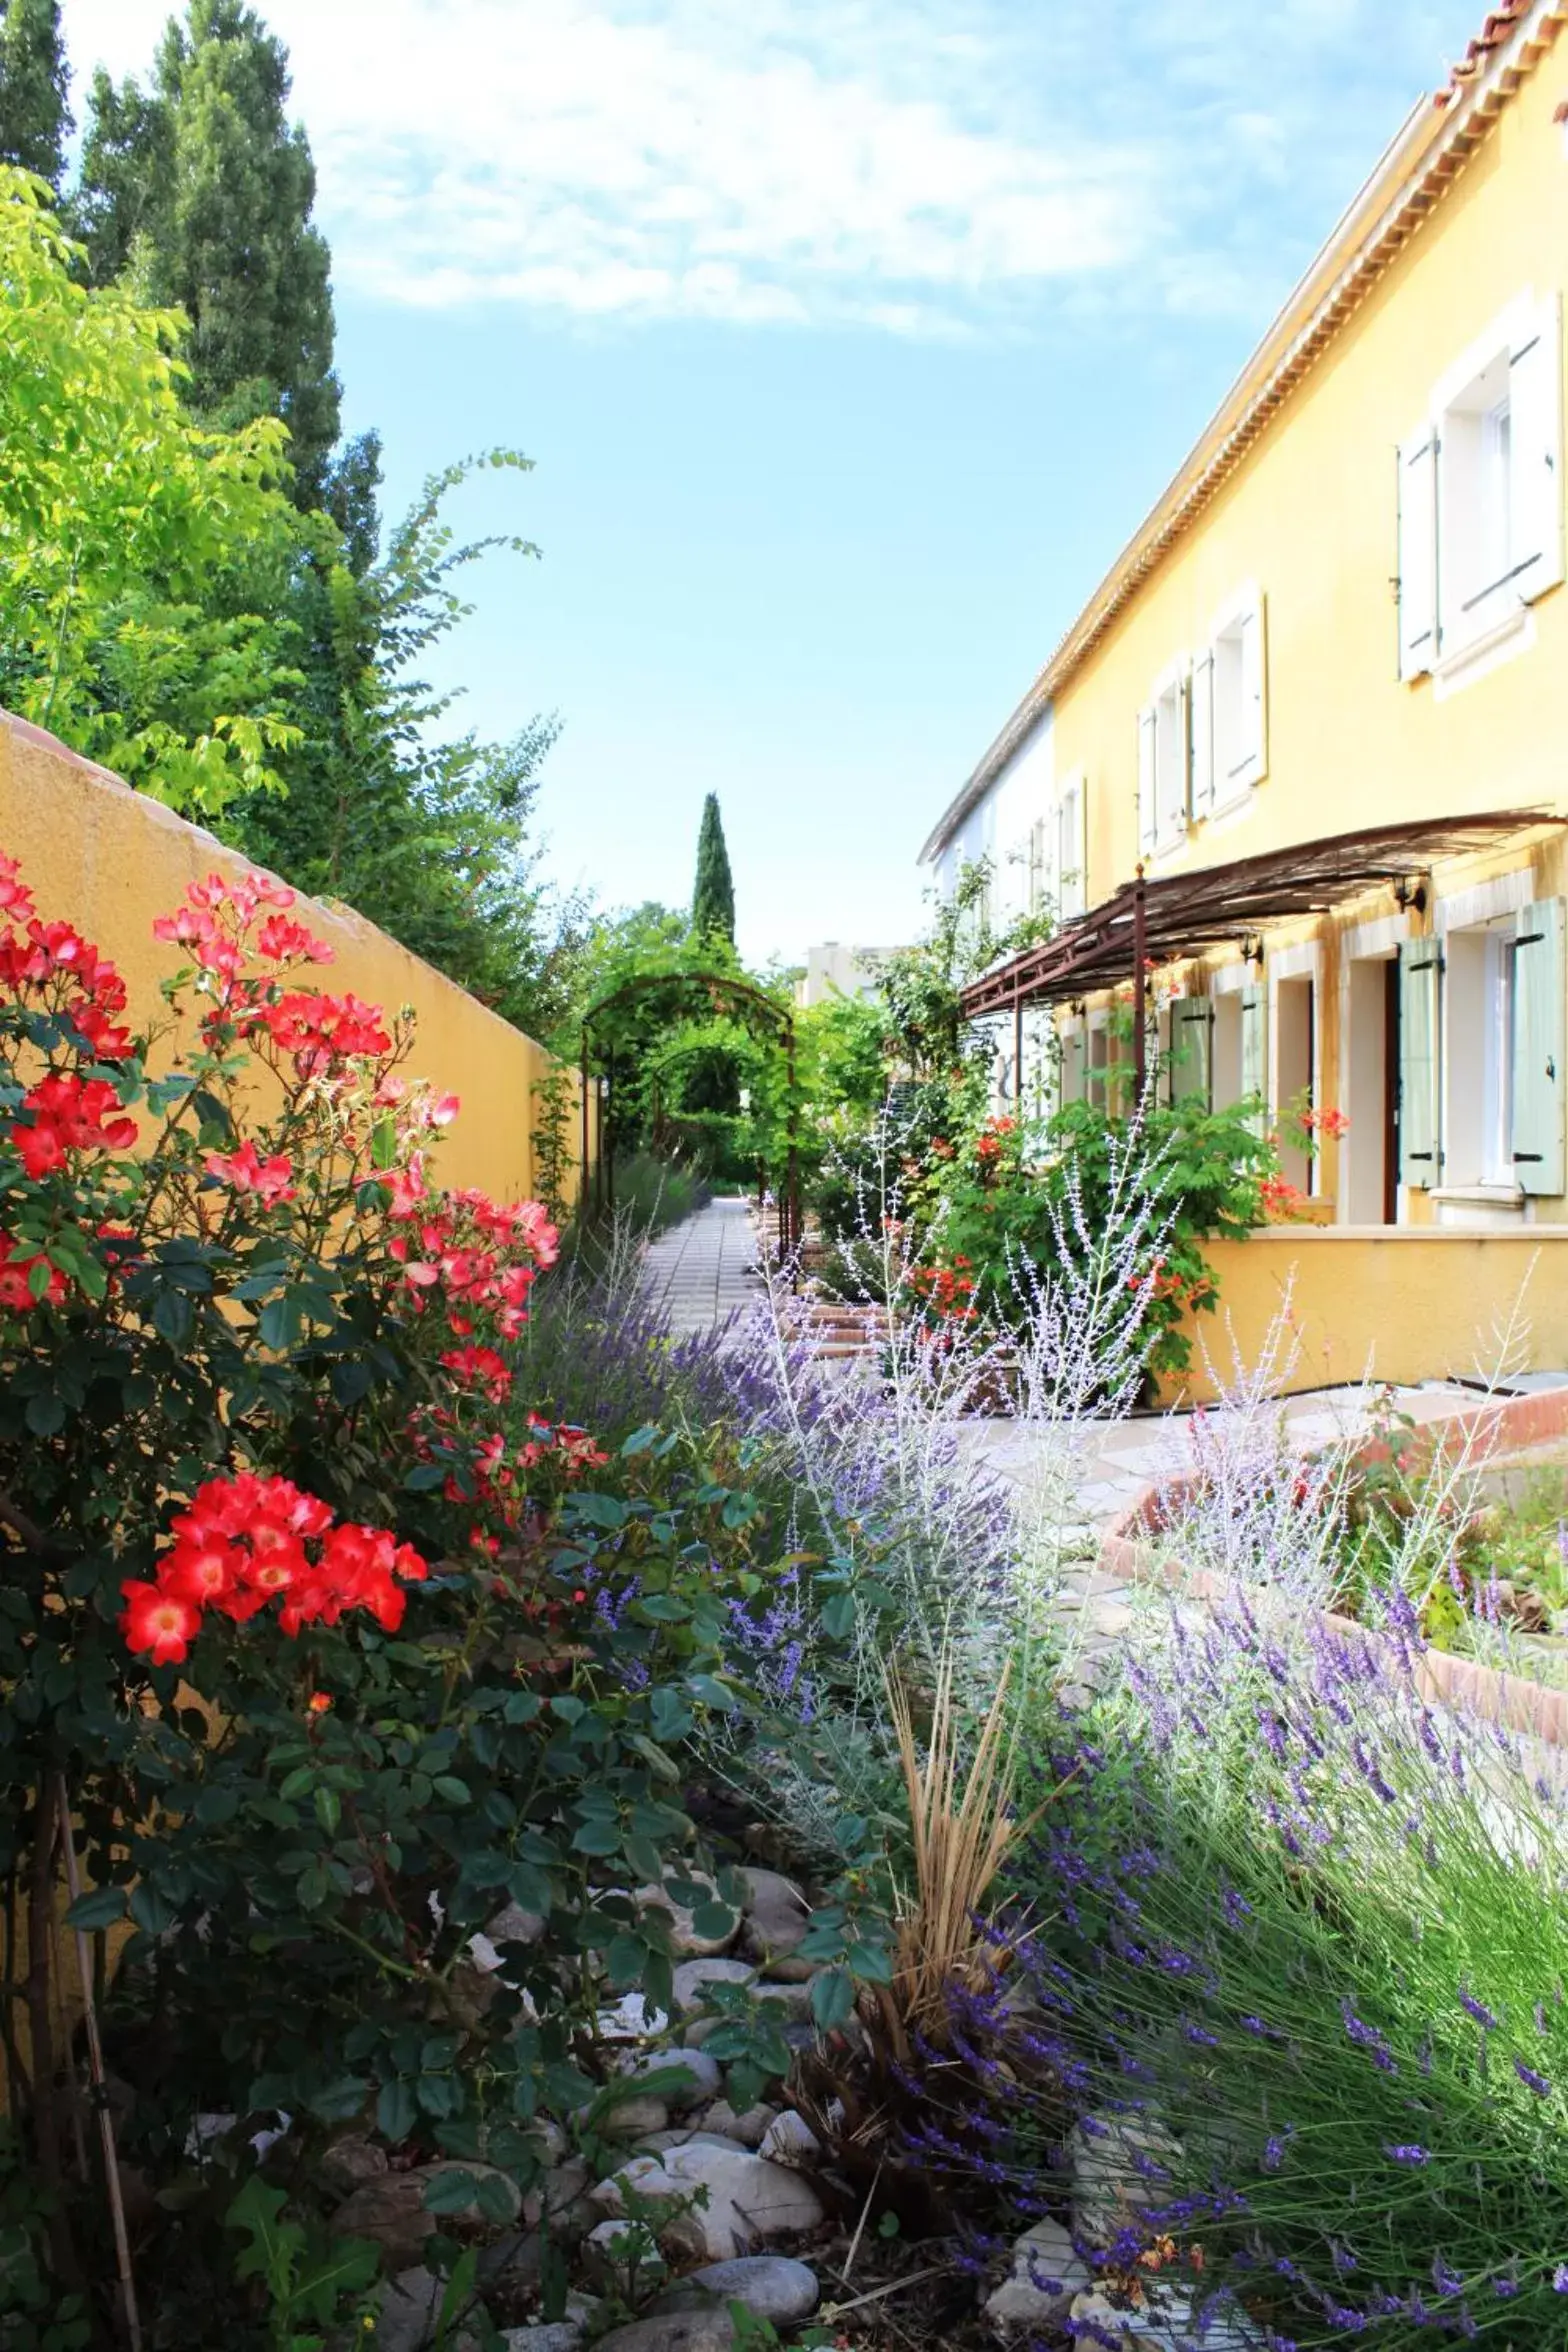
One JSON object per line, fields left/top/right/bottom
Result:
{"left": 690, "top": 793, "right": 736, "bottom": 945}
{"left": 72, "top": 0, "right": 341, "bottom": 505}
{"left": 0, "top": 0, "right": 71, "bottom": 191}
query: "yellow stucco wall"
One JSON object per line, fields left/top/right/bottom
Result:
{"left": 1057, "top": 64, "right": 1568, "bottom": 905}
{"left": 0, "top": 712, "right": 591, "bottom": 1207}
{"left": 1167, "top": 1227, "right": 1568, "bottom": 1405}
{"left": 1042, "top": 49, "right": 1568, "bottom": 1224}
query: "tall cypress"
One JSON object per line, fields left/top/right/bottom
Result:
{"left": 690, "top": 793, "right": 736, "bottom": 945}
{"left": 0, "top": 0, "right": 71, "bottom": 191}
{"left": 72, "top": 0, "right": 340, "bottom": 505}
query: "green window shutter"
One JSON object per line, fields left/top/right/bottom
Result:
{"left": 1398, "top": 938, "right": 1442, "bottom": 1188}
{"left": 1167, "top": 996, "right": 1214, "bottom": 1109}
{"left": 1240, "top": 983, "right": 1267, "bottom": 1133}
{"left": 1512, "top": 897, "right": 1565, "bottom": 1196}
{"left": 1057, "top": 1015, "right": 1086, "bottom": 1107}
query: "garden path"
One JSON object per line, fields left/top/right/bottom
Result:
{"left": 640, "top": 1195, "right": 759, "bottom": 1335}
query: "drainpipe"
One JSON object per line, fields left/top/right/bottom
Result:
{"left": 1132, "top": 865, "right": 1148, "bottom": 1101}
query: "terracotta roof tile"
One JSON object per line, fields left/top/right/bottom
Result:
{"left": 1438, "top": 0, "right": 1536, "bottom": 104}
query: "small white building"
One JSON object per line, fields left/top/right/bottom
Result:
{"left": 794, "top": 941, "right": 899, "bottom": 1009}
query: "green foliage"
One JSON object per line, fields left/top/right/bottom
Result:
{"left": 0, "top": 852, "right": 810, "bottom": 2334}
{"left": 232, "top": 449, "right": 583, "bottom": 1039}
{"left": 71, "top": 0, "right": 340, "bottom": 503}
{"left": 224, "top": 2176, "right": 379, "bottom": 2350}
{"left": 690, "top": 791, "right": 736, "bottom": 945}
{"left": 923, "top": 1095, "right": 1275, "bottom": 1377}
{"left": 0, "top": 0, "right": 70, "bottom": 190}
{"left": 530, "top": 1061, "right": 577, "bottom": 1229}
{"left": 0, "top": 167, "right": 304, "bottom": 815}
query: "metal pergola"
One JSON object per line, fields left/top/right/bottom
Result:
{"left": 959, "top": 811, "right": 1559, "bottom": 1094}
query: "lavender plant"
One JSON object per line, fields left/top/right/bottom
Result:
{"left": 949, "top": 1589, "right": 1568, "bottom": 2347}
{"left": 1147, "top": 1285, "right": 1541, "bottom": 1654}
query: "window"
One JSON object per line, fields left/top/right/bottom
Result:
{"left": 1026, "top": 817, "right": 1049, "bottom": 913}
{"left": 1056, "top": 770, "right": 1087, "bottom": 919}
{"left": 1399, "top": 290, "right": 1564, "bottom": 679}
{"left": 1401, "top": 900, "right": 1566, "bottom": 1198}
{"left": 1137, "top": 665, "right": 1190, "bottom": 856}
{"left": 1208, "top": 589, "right": 1267, "bottom": 808}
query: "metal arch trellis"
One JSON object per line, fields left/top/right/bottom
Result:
{"left": 579, "top": 970, "right": 802, "bottom": 1260}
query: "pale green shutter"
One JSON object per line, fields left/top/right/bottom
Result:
{"left": 1167, "top": 997, "right": 1213, "bottom": 1109}
{"left": 1398, "top": 938, "right": 1442, "bottom": 1189}
{"left": 1057, "top": 1015, "right": 1086, "bottom": 1107}
{"left": 1240, "top": 983, "right": 1266, "bottom": 1133}
{"left": 1512, "top": 898, "right": 1565, "bottom": 1196}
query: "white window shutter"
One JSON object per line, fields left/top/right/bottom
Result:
{"left": 1398, "top": 938, "right": 1442, "bottom": 1188}
{"left": 1138, "top": 707, "right": 1157, "bottom": 859}
{"left": 1509, "top": 293, "right": 1564, "bottom": 605}
{"left": 1055, "top": 773, "right": 1087, "bottom": 919}
{"left": 1512, "top": 898, "right": 1565, "bottom": 1195}
{"left": 1239, "top": 593, "right": 1267, "bottom": 784}
{"left": 1190, "top": 647, "right": 1215, "bottom": 818}
{"left": 1398, "top": 428, "right": 1439, "bottom": 678}
{"left": 1072, "top": 776, "right": 1088, "bottom": 917}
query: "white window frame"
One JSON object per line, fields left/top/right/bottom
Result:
{"left": 1140, "top": 659, "right": 1191, "bottom": 857}
{"left": 1205, "top": 584, "right": 1268, "bottom": 810}
{"left": 1441, "top": 914, "right": 1520, "bottom": 1193}
{"left": 1055, "top": 768, "right": 1088, "bottom": 920}
{"left": 1401, "top": 287, "right": 1564, "bottom": 681}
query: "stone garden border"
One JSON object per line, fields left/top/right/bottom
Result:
{"left": 1098, "top": 1384, "right": 1568, "bottom": 1748}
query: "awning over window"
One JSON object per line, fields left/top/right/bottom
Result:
{"left": 959, "top": 811, "right": 1559, "bottom": 1022}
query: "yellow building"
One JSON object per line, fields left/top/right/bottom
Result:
{"left": 921, "top": 1, "right": 1568, "bottom": 1391}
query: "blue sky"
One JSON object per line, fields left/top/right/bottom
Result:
{"left": 61, "top": 0, "right": 1486, "bottom": 968}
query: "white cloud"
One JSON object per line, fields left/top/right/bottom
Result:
{"left": 61, "top": 0, "right": 1150, "bottom": 328}
{"left": 58, "top": 0, "right": 1490, "bottom": 336}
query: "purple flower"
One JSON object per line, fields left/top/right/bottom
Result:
{"left": 1552, "top": 2265, "right": 1568, "bottom": 2293}
{"left": 1341, "top": 2001, "right": 1397, "bottom": 2073}
{"left": 1458, "top": 1985, "right": 1499, "bottom": 2031}
{"left": 1384, "top": 2144, "right": 1429, "bottom": 2165}
{"left": 1514, "top": 2057, "right": 1551, "bottom": 2095}
{"left": 1432, "top": 2255, "right": 1464, "bottom": 2297}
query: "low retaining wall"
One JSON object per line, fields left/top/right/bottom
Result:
{"left": 1167, "top": 1227, "right": 1568, "bottom": 1405}
{"left": 0, "top": 711, "right": 591, "bottom": 1208}
{"left": 1101, "top": 1382, "right": 1568, "bottom": 1746}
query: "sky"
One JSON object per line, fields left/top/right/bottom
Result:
{"left": 58, "top": 0, "right": 1488, "bottom": 969}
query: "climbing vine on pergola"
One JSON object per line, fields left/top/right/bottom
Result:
{"left": 579, "top": 971, "right": 802, "bottom": 1256}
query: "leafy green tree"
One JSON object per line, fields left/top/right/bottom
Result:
{"left": 690, "top": 791, "right": 736, "bottom": 944}
{"left": 71, "top": 0, "right": 340, "bottom": 504}
{"left": 0, "top": 167, "right": 303, "bottom": 815}
{"left": 0, "top": 0, "right": 70, "bottom": 190}
{"left": 230, "top": 452, "right": 587, "bottom": 1040}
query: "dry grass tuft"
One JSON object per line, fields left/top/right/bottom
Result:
{"left": 881, "top": 1647, "right": 1047, "bottom": 2051}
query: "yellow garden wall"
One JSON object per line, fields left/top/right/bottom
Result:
{"left": 0, "top": 712, "right": 590, "bottom": 1206}
{"left": 1167, "top": 1228, "right": 1568, "bottom": 1406}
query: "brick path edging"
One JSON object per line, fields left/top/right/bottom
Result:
{"left": 1099, "top": 1385, "right": 1568, "bottom": 1748}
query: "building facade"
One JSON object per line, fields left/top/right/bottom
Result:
{"left": 922, "top": 1, "right": 1568, "bottom": 1238}
{"left": 793, "top": 941, "right": 899, "bottom": 1009}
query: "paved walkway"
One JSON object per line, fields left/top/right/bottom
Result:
{"left": 641, "top": 1196, "right": 759, "bottom": 1334}
{"left": 959, "top": 1377, "right": 1491, "bottom": 1536}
